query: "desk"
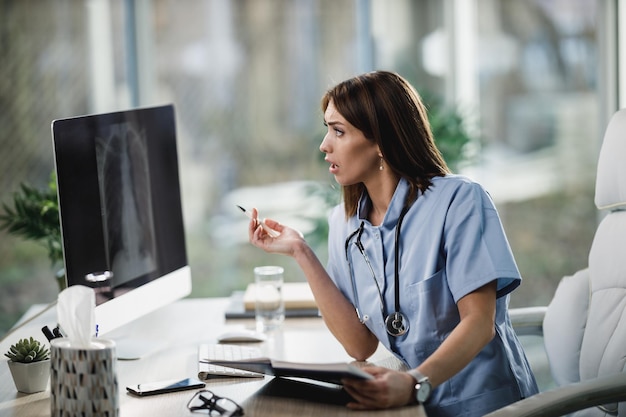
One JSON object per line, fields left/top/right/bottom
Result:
{"left": 0, "top": 298, "right": 426, "bottom": 417}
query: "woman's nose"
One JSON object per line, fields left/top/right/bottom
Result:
{"left": 319, "top": 134, "right": 330, "bottom": 153}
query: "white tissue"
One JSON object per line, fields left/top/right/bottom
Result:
{"left": 57, "top": 285, "right": 97, "bottom": 348}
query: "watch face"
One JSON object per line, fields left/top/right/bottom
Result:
{"left": 417, "top": 381, "right": 431, "bottom": 403}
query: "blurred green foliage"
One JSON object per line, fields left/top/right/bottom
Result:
{"left": 0, "top": 173, "right": 62, "bottom": 269}
{"left": 424, "top": 93, "right": 474, "bottom": 172}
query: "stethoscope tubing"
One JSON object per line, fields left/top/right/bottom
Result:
{"left": 344, "top": 204, "right": 411, "bottom": 336}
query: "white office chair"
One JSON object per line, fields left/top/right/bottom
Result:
{"left": 486, "top": 109, "right": 626, "bottom": 417}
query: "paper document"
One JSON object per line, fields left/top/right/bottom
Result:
{"left": 243, "top": 282, "right": 317, "bottom": 310}
{"left": 202, "top": 357, "right": 374, "bottom": 385}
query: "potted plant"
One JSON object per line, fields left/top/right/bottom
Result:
{"left": 0, "top": 172, "right": 65, "bottom": 290}
{"left": 4, "top": 336, "right": 51, "bottom": 393}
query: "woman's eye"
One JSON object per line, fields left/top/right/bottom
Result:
{"left": 324, "top": 122, "right": 343, "bottom": 137}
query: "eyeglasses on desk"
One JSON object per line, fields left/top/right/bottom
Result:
{"left": 187, "top": 389, "right": 244, "bottom": 416}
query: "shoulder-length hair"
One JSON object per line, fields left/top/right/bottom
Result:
{"left": 321, "top": 71, "right": 450, "bottom": 218}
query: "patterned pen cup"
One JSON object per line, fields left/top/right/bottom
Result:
{"left": 50, "top": 338, "right": 119, "bottom": 417}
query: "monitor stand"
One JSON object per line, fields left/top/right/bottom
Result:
{"left": 112, "top": 337, "right": 162, "bottom": 360}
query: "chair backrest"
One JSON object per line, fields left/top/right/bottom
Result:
{"left": 542, "top": 267, "right": 589, "bottom": 386}
{"left": 542, "top": 109, "right": 626, "bottom": 416}
{"left": 580, "top": 109, "right": 626, "bottom": 415}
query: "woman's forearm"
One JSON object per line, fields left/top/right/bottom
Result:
{"left": 415, "top": 283, "right": 497, "bottom": 387}
{"left": 292, "top": 241, "right": 379, "bottom": 360}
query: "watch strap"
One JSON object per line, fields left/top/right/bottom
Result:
{"left": 407, "top": 369, "right": 427, "bottom": 384}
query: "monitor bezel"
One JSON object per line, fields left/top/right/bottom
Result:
{"left": 51, "top": 104, "right": 192, "bottom": 337}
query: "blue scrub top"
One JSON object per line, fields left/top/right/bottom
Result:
{"left": 326, "top": 176, "right": 538, "bottom": 417}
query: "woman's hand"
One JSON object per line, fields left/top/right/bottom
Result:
{"left": 247, "top": 208, "right": 305, "bottom": 257}
{"left": 247, "top": 210, "right": 379, "bottom": 361}
{"left": 341, "top": 367, "right": 416, "bottom": 410}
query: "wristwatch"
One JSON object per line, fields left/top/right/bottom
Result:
{"left": 407, "top": 369, "right": 432, "bottom": 403}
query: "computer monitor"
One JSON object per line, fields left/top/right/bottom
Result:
{"left": 51, "top": 104, "right": 192, "bottom": 349}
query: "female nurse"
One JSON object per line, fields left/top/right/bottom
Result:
{"left": 247, "top": 71, "right": 538, "bottom": 417}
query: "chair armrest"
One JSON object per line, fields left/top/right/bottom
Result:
{"left": 509, "top": 306, "right": 547, "bottom": 336}
{"left": 484, "top": 373, "right": 626, "bottom": 417}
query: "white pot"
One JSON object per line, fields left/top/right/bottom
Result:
{"left": 7, "top": 359, "right": 50, "bottom": 393}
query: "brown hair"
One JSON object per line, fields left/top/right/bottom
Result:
{"left": 321, "top": 71, "right": 450, "bottom": 218}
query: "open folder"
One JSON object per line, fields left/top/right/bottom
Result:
{"left": 202, "top": 357, "right": 374, "bottom": 385}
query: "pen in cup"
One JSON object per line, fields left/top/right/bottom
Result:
{"left": 42, "top": 326, "right": 55, "bottom": 342}
{"left": 237, "top": 205, "right": 280, "bottom": 237}
{"left": 41, "top": 325, "right": 65, "bottom": 342}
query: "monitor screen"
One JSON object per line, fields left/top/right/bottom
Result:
{"left": 52, "top": 104, "right": 191, "bottom": 341}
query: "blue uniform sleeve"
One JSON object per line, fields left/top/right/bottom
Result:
{"left": 325, "top": 204, "right": 352, "bottom": 300}
{"left": 443, "top": 182, "right": 521, "bottom": 301}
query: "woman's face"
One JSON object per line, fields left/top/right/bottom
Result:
{"left": 320, "top": 100, "right": 380, "bottom": 186}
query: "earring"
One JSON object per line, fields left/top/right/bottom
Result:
{"left": 379, "top": 156, "right": 384, "bottom": 171}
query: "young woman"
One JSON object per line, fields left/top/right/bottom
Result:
{"left": 247, "top": 71, "right": 538, "bottom": 417}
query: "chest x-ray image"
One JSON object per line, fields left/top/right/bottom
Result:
{"left": 95, "top": 122, "right": 157, "bottom": 288}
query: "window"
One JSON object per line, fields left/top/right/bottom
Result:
{"left": 0, "top": 0, "right": 614, "bottom": 336}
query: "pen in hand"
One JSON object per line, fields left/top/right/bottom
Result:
{"left": 237, "top": 205, "right": 280, "bottom": 238}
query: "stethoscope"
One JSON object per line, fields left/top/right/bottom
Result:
{"left": 344, "top": 204, "right": 411, "bottom": 337}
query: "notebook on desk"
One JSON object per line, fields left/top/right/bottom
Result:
{"left": 203, "top": 356, "right": 374, "bottom": 385}
{"left": 224, "top": 282, "right": 320, "bottom": 319}
{"left": 257, "top": 377, "right": 354, "bottom": 405}
{"left": 243, "top": 282, "right": 317, "bottom": 310}
{"left": 197, "top": 343, "right": 265, "bottom": 379}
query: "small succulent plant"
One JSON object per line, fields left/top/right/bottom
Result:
{"left": 4, "top": 337, "right": 50, "bottom": 363}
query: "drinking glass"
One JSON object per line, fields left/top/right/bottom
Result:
{"left": 253, "top": 266, "right": 285, "bottom": 332}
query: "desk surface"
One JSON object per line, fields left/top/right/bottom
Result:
{"left": 0, "top": 298, "right": 425, "bottom": 417}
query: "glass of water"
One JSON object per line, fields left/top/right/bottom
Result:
{"left": 253, "top": 266, "right": 285, "bottom": 332}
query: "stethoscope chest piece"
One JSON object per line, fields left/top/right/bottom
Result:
{"left": 385, "top": 311, "right": 409, "bottom": 336}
